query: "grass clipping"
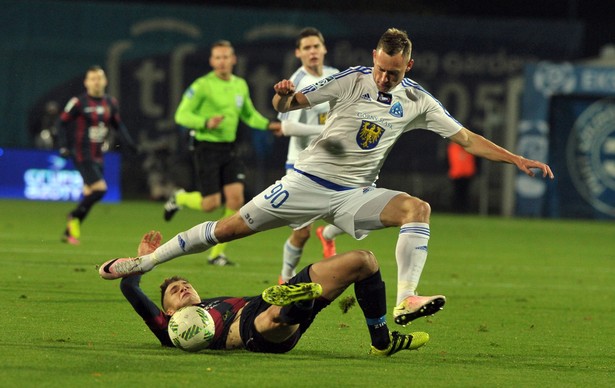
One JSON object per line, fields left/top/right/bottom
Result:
{"left": 338, "top": 295, "right": 356, "bottom": 314}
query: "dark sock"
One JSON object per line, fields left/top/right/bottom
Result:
{"left": 278, "top": 300, "right": 315, "bottom": 325}
{"left": 70, "top": 190, "right": 106, "bottom": 221}
{"left": 354, "top": 270, "right": 390, "bottom": 349}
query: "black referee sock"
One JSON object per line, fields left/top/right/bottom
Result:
{"left": 354, "top": 270, "right": 390, "bottom": 349}
{"left": 278, "top": 300, "right": 315, "bottom": 325}
{"left": 70, "top": 190, "right": 106, "bottom": 221}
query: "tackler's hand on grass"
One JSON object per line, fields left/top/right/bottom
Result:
{"left": 137, "top": 231, "right": 163, "bottom": 256}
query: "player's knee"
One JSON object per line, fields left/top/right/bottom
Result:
{"left": 401, "top": 197, "right": 431, "bottom": 223}
{"left": 354, "top": 250, "right": 379, "bottom": 274}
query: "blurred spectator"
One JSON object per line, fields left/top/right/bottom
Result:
{"left": 447, "top": 141, "right": 476, "bottom": 213}
{"left": 30, "top": 101, "right": 60, "bottom": 149}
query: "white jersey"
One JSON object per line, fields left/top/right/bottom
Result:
{"left": 294, "top": 66, "right": 463, "bottom": 187}
{"left": 278, "top": 65, "right": 339, "bottom": 168}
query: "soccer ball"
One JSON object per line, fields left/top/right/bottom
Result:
{"left": 167, "top": 306, "right": 215, "bottom": 352}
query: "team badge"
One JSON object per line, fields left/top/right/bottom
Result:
{"left": 389, "top": 101, "right": 403, "bottom": 118}
{"left": 356, "top": 120, "right": 385, "bottom": 150}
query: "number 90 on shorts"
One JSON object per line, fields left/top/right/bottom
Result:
{"left": 263, "top": 183, "right": 289, "bottom": 208}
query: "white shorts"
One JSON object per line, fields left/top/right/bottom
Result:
{"left": 240, "top": 170, "right": 404, "bottom": 239}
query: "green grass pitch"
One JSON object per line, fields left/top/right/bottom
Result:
{"left": 1, "top": 199, "right": 614, "bottom": 387}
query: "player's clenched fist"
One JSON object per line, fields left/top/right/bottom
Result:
{"left": 274, "top": 79, "right": 295, "bottom": 96}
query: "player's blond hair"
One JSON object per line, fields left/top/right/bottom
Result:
{"left": 210, "top": 40, "right": 234, "bottom": 55}
{"left": 376, "top": 28, "right": 412, "bottom": 59}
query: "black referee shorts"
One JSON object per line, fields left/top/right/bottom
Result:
{"left": 192, "top": 141, "right": 246, "bottom": 196}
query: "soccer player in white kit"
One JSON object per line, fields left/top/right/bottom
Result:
{"left": 276, "top": 27, "right": 345, "bottom": 284}
{"left": 100, "top": 28, "right": 554, "bottom": 326}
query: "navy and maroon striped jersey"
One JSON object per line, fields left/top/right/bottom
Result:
{"left": 57, "top": 93, "right": 134, "bottom": 162}
{"left": 120, "top": 275, "right": 254, "bottom": 349}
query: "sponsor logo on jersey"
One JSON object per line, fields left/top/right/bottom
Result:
{"left": 361, "top": 93, "right": 371, "bottom": 101}
{"left": 356, "top": 120, "right": 385, "bottom": 150}
{"left": 200, "top": 300, "right": 221, "bottom": 310}
{"left": 83, "top": 106, "right": 109, "bottom": 115}
{"left": 377, "top": 92, "right": 392, "bottom": 105}
{"left": 389, "top": 101, "right": 404, "bottom": 118}
{"left": 88, "top": 123, "right": 109, "bottom": 143}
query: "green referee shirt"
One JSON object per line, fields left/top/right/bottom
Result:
{"left": 175, "top": 71, "right": 270, "bottom": 143}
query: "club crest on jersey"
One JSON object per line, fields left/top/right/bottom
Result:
{"left": 356, "top": 120, "right": 385, "bottom": 150}
{"left": 389, "top": 101, "right": 403, "bottom": 118}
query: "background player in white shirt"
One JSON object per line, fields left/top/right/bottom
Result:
{"left": 275, "top": 28, "right": 344, "bottom": 284}
{"left": 101, "top": 28, "right": 553, "bottom": 327}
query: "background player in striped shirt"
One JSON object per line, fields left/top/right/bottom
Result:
{"left": 57, "top": 65, "right": 137, "bottom": 245}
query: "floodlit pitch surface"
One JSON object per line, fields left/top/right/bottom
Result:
{"left": 1, "top": 199, "right": 613, "bottom": 387}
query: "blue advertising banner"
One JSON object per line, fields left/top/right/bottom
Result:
{"left": 516, "top": 63, "right": 615, "bottom": 218}
{"left": 548, "top": 96, "right": 615, "bottom": 219}
{"left": 0, "top": 148, "right": 121, "bottom": 202}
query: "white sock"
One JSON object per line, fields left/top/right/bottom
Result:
{"left": 323, "top": 224, "right": 344, "bottom": 240}
{"left": 395, "top": 222, "right": 430, "bottom": 304}
{"left": 139, "top": 221, "right": 218, "bottom": 271}
{"left": 281, "top": 238, "right": 302, "bottom": 282}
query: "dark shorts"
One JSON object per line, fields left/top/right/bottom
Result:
{"left": 239, "top": 265, "right": 330, "bottom": 353}
{"left": 192, "top": 141, "right": 246, "bottom": 196}
{"left": 74, "top": 160, "right": 104, "bottom": 185}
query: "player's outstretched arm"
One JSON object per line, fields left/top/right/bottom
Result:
{"left": 119, "top": 231, "right": 173, "bottom": 346}
{"left": 450, "top": 128, "right": 554, "bottom": 179}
